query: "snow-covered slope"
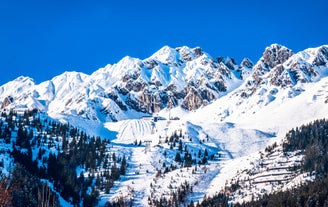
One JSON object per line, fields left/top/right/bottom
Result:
{"left": 1, "top": 44, "right": 328, "bottom": 206}
{"left": 0, "top": 46, "right": 250, "bottom": 122}
{"left": 191, "top": 44, "right": 328, "bottom": 125}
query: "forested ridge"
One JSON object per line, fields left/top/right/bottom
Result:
{"left": 194, "top": 119, "right": 328, "bottom": 207}
{"left": 0, "top": 109, "right": 126, "bottom": 206}
{"left": 0, "top": 109, "right": 215, "bottom": 206}
{"left": 1, "top": 109, "right": 328, "bottom": 206}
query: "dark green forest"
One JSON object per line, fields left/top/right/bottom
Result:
{"left": 1, "top": 109, "right": 328, "bottom": 207}
{"left": 0, "top": 109, "right": 213, "bottom": 207}
{"left": 0, "top": 109, "right": 126, "bottom": 206}
{"left": 194, "top": 119, "right": 328, "bottom": 207}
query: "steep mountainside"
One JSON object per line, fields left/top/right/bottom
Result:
{"left": 0, "top": 44, "right": 328, "bottom": 206}
{"left": 1, "top": 44, "right": 327, "bottom": 125}
{"left": 0, "top": 46, "right": 251, "bottom": 122}
{"left": 192, "top": 44, "right": 328, "bottom": 124}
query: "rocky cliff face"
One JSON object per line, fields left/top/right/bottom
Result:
{"left": 1, "top": 44, "right": 327, "bottom": 122}
{"left": 250, "top": 44, "right": 294, "bottom": 92}
{"left": 99, "top": 46, "right": 248, "bottom": 115}
{"left": 220, "top": 44, "right": 328, "bottom": 121}
{"left": 0, "top": 46, "right": 249, "bottom": 121}
{"left": 261, "top": 44, "right": 293, "bottom": 68}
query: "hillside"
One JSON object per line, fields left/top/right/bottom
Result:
{"left": 0, "top": 43, "right": 328, "bottom": 206}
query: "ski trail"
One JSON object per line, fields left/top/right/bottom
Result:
{"left": 108, "top": 145, "right": 156, "bottom": 206}
{"left": 110, "top": 119, "right": 153, "bottom": 143}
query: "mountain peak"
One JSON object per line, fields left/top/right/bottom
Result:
{"left": 261, "top": 44, "right": 293, "bottom": 68}
{"left": 51, "top": 71, "right": 88, "bottom": 84}
{"left": 1, "top": 76, "right": 35, "bottom": 94}
{"left": 149, "top": 45, "right": 178, "bottom": 64}
{"left": 13, "top": 76, "right": 35, "bottom": 83}
{"left": 313, "top": 45, "right": 328, "bottom": 66}
{"left": 1, "top": 44, "right": 327, "bottom": 121}
{"left": 149, "top": 45, "right": 208, "bottom": 65}
{"left": 240, "top": 58, "right": 253, "bottom": 68}
{"left": 1, "top": 44, "right": 328, "bottom": 207}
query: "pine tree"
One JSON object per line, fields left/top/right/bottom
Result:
{"left": 178, "top": 139, "right": 183, "bottom": 151}
{"left": 175, "top": 152, "right": 182, "bottom": 163}
{"left": 120, "top": 155, "right": 127, "bottom": 175}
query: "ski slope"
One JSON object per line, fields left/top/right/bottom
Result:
{"left": 97, "top": 77, "right": 328, "bottom": 206}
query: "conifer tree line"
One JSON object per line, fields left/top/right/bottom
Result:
{"left": 147, "top": 130, "right": 213, "bottom": 207}
{"left": 164, "top": 129, "right": 212, "bottom": 169}
{"left": 5, "top": 110, "right": 328, "bottom": 206}
{"left": 194, "top": 118, "right": 328, "bottom": 207}
{"left": 283, "top": 118, "right": 328, "bottom": 174}
{"left": 0, "top": 109, "right": 214, "bottom": 206}
{"left": 0, "top": 109, "right": 127, "bottom": 206}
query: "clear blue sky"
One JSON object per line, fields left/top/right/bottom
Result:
{"left": 0, "top": 0, "right": 327, "bottom": 85}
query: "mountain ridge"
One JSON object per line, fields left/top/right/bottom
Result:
{"left": 0, "top": 44, "right": 253, "bottom": 120}
{"left": 1, "top": 43, "right": 327, "bottom": 127}
{"left": 1, "top": 43, "right": 328, "bottom": 206}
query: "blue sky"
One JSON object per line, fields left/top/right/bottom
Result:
{"left": 0, "top": 0, "right": 327, "bottom": 85}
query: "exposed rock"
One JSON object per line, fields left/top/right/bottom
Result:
{"left": 269, "top": 65, "right": 293, "bottom": 88}
{"left": 225, "top": 57, "right": 237, "bottom": 70}
{"left": 125, "top": 80, "right": 146, "bottom": 92}
{"left": 1, "top": 96, "right": 13, "bottom": 109}
{"left": 262, "top": 44, "right": 293, "bottom": 68}
{"left": 216, "top": 56, "right": 224, "bottom": 63}
{"left": 115, "top": 86, "right": 129, "bottom": 95}
{"left": 240, "top": 58, "right": 254, "bottom": 69}
{"left": 126, "top": 90, "right": 164, "bottom": 114}
{"left": 252, "top": 44, "right": 293, "bottom": 79}
{"left": 181, "top": 86, "right": 203, "bottom": 111}
{"left": 192, "top": 47, "right": 204, "bottom": 58}
{"left": 244, "top": 44, "right": 294, "bottom": 95}
{"left": 99, "top": 107, "right": 118, "bottom": 122}
{"left": 143, "top": 59, "right": 159, "bottom": 69}
{"left": 106, "top": 91, "right": 128, "bottom": 111}
{"left": 2, "top": 45, "right": 288, "bottom": 120}
{"left": 313, "top": 46, "right": 328, "bottom": 66}
{"left": 200, "top": 88, "right": 216, "bottom": 101}
{"left": 110, "top": 46, "right": 244, "bottom": 114}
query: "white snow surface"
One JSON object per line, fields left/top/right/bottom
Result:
{"left": 1, "top": 44, "right": 328, "bottom": 206}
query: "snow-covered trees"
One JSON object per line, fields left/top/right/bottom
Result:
{"left": 0, "top": 109, "right": 126, "bottom": 206}
{"left": 283, "top": 119, "right": 328, "bottom": 174}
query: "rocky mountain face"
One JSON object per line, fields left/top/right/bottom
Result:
{"left": 98, "top": 46, "right": 249, "bottom": 114}
{"left": 1, "top": 44, "right": 328, "bottom": 206}
{"left": 210, "top": 44, "right": 328, "bottom": 121}
{"left": 0, "top": 44, "right": 327, "bottom": 123}
{"left": 0, "top": 46, "right": 250, "bottom": 121}
{"left": 242, "top": 44, "right": 328, "bottom": 98}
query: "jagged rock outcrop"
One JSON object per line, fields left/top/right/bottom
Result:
{"left": 313, "top": 46, "right": 328, "bottom": 66}
{"left": 101, "top": 46, "right": 247, "bottom": 114}
{"left": 238, "top": 44, "right": 295, "bottom": 97}
{"left": 181, "top": 86, "right": 203, "bottom": 111}
{"left": 226, "top": 44, "right": 328, "bottom": 119}
{"left": 1, "top": 96, "right": 13, "bottom": 109}
{"left": 252, "top": 44, "right": 293, "bottom": 80}
{"left": 1, "top": 44, "right": 327, "bottom": 122}
{"left": 126, "top": 90, "right": 164, "bottom": 114}
{"left": 262, "top": 44, "right": 293, "bottom": 68}
{"left": 240, "top": 58, "right": 254, "bottom": 69}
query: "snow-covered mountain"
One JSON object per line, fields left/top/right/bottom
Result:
{"left": 0, "top": 45, "right": 251, "bottom": 122}
{"left": 1, "top": 43, "right": 328, "bottom": 206}
{"left": 1, "top": 44, "right": 327, "bottom": 124}
{"left": 191, "top": 44, "right": 328, "bottom": 125}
